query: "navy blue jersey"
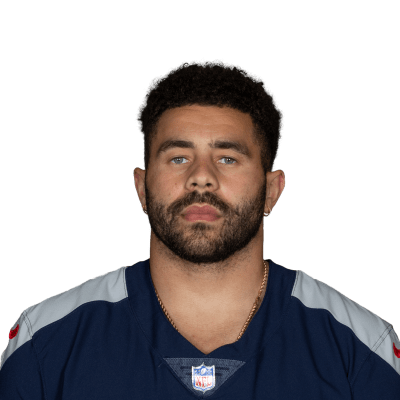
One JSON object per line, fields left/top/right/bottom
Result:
{"left": 1, "top": 259, "right": 399, "bottom": 399}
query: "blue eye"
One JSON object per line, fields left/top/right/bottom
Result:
{"left": 171, "top": 157, "right": 237, "bottom": 165}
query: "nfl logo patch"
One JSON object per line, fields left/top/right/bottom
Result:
{"left": 192, "top": 363, "right": 215, "bottom": 392}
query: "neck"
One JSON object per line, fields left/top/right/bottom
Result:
{"left": 148, "top": 229, "right": 269, "bottom": 354}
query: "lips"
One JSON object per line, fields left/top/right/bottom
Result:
{"left": 184, "top": 205, "right": 219, "bottom": 217}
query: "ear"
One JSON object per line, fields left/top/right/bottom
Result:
{"left": 133, "top": 167, "right": 147, "bottom": 209}
{"left": 265, "top": 170, "right": 285, "bottom": 213}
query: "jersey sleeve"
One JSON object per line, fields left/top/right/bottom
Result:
{"left": 352, "top": 325, "right": 400, "bottom": 399}
{"left": 0, "top": 313, "right": 46, "bottom": 399}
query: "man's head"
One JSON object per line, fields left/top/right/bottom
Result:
{"left": 134, "top": 62, "right": 285, "bottom": 266}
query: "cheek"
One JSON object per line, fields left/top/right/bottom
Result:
{"left": 227, "top": 173, "right": 257, "bottom": 193}
{"left": 152, "top": 172, "right": 182, "bottom": 200}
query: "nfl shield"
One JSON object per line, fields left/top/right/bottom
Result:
{"left": 192, "top": 363, "right": 216, "bottom": 392}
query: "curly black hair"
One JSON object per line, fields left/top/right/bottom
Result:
{"left": 138, "top": 61, "right": 282, "bottom": 174}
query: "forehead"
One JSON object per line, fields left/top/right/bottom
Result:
{"left": 151, "top": 105, "right": 258, "bottom": 163}
{"left": 149, "top": 105, "right": 262, "bottom": 168}
{"left": 155, "top": 105, "right": 254, "bottom": 138}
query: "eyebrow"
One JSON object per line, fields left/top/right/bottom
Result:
{"left": 156, "top": 139, "right": 251, "bottom": 159}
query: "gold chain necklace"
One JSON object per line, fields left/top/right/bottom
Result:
{"left": 152, "top": 260, "right": 268, "bottom": 341}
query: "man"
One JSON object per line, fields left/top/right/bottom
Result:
{"left": 1, "top": 62, "right": 399, "bottom": 399}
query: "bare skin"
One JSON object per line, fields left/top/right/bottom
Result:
{"left": 134, "top": 105, "right": 285, "bottom": 354}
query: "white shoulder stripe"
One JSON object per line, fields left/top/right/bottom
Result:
{"left": 292, "top": 270, "right": 400, "bottom": 375}
{"left": 1, "top": 266, "right": 128, "bottom": 370}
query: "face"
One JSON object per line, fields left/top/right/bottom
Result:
{"left": 140, "top": 105, "right": 269, "bottom": 265}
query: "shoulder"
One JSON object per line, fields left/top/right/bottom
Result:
{"left": 291, "top": 269, "right": 392, "bottom": 341}
{"left": 291, "top": 269, "right": 399, "bottom": 375}
{"left": 1, "top": 266, "right": 128, "bottom": 370}
{"left": 23, "top": 265, "right": 128, "bottom": 335}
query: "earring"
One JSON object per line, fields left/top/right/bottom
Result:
{"left": 264, "top": 206, "right": 272, "bottom": 217}
{"left": 143, "top": 205, "right": 147, "bottom": 214}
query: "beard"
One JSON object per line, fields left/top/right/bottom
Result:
{"left": 144, "top": 178, "right": 267, "bottom": 266}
